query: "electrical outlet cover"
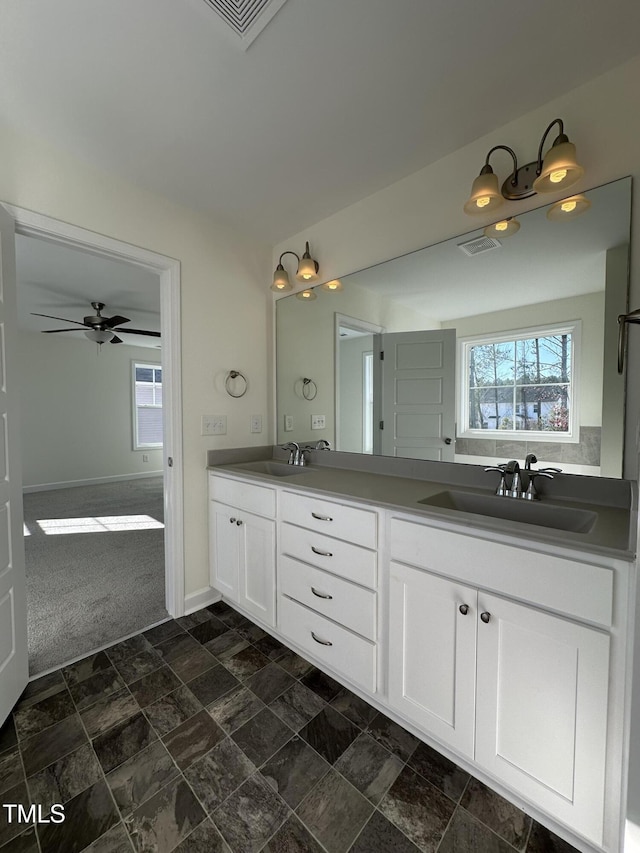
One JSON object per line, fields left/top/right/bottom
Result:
{"left": 311, "top": 414, "right": 326, "bottom": 429}
{"left": 250, "top": 414, "right": 262, "bottom": 433}
{"left": 284, "top": 414, "right": 294, "bottom": 432}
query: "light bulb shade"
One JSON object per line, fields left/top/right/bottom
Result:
{"left": 483, "top": 217, "right": 520, "bottom": 238}
{"left": 321, "top": 279, "right": 343, "bottom": 292}
{"left": 296, "top": 242, "right": 319, "bottom": 282}
{"left": 546, "top": 194, "right": 591, "bottom": 221}
{"left": 85, "top": 329, "right": 114, "bottom": 344}
{"left": 271, "top": 264, "right": 292, "bottom": 292}
{"left": 295, "top": 288, "right": 317, "bottom": 301}
{"left": 533, "top": 140, "right": 584, "bottom": 193}
{"left": 463, "top": 169, "right": 504, "bottom": 215}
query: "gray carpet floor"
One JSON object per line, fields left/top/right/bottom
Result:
{"left": 23, "top": 477, "right": 167, "bottom": 675}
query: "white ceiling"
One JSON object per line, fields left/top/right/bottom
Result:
{"left": 16, "top": 236, "right": 161, "bottom": 349}
{"left": 1, "top": 0, "right": 640, "bottom": 244}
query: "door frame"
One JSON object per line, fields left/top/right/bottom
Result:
{"left": 4, "top": 204, "right": 185, "bottom": 617}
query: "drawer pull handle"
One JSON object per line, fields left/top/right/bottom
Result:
{"left": 311, "top": 512, "right": 333, "bottom": 521}
{"left": 236, "top": 519, "right": 243, "bottom": 526}
{"left": 480, "top": 611, "right": 491, "bottom": 623}
{"left": 229, "top": 517, "right": 236, "bottom": 524}
{"left": 459, "top": 604, "right": 469, "bottom": 615}
{"left": 311, "top": 631, "right": 333, "bottom": 646}
{"left": 311, "top": 587, "right": 333, "bottom": 600}
{"left": 311, "top": 546, "right": 333, "bottom": 557}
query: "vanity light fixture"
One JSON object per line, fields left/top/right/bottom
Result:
{"left": 295, "top": 288, "right": 317, "bottom": 301}
{"left": 546, "top": 194, "right": 591, "bottom": 221}
{"left": 321, "top": 279, "right": 343, "bottom": 292}
{"left": 464, "top": 119, "right": 585, "bottom": 216}
{"left": 271, "top": 241, "right": 320, "bottom": 293}
{"left": 483, "top": 218, "right": 520, "bottom": 238}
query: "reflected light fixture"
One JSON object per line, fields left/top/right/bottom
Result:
{"left": 295, "top": 288, "right": 317, "bottom": 301}
{"left": 84, "top": 329, "right": 115, "bottom": 345}
{"left": 483, "top": 217, "right": 520, "bottom": 238}
{"left": 271, "top": 241, "right": 319, "bottom": 293}
{"left": 464, "top": 119, "right": 585, "bottom": 216}
{"left": 321, "top": 279, "right": 343, "bottom": 292}
{"left": 546, "top": 194, "right": 591, "bottom": 221}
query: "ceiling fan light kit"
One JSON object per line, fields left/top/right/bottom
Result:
{"left": 32, "top": 301, "right": 161, "bottom": 346}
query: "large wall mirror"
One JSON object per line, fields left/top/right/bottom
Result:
{"left": 276, "top": 177, "right": 631, "bottom": 477}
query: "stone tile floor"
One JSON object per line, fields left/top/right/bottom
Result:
{"left": 0, "top": 602, "right": 579, "bottom": 852}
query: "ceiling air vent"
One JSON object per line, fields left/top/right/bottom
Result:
{"left": 201, "top": 0, "right": 289, "bottom": 48}
{"left": 457, "top": 235, "right": 502, "bottom": 257}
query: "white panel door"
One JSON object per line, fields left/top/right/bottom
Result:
{"left": 0, "top": 205, "right": 28, "bottom": 724}
{"left": 475, "top": 592, "right": 610, "bottom": 845}
{"left": 378, "top": 330, "right": 455, "bottom": 460}
{"left": 239, "top": 511, "right": 275, "bottom": 627}
{"left": 388, "top": 561, "right": 476, "bottom": 756}
{"left": 209, "top": 501, "right": 240, "bottom": 600}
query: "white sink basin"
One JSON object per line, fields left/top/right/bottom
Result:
{"left": 231, "top": 460, "right": 313, "bottom": 477}
{"left": 418, "top": 490, "right": 597, "bottom": 534}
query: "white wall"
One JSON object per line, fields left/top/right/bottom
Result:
{"left": 0, "top": 122, "right": 272, "bottom": 597}
{"left": 273, "top": 55, "right": 640, "bottom": 481}
{"left": 339, "top": 335, "right": 373, "bottom": 453}
{"left": 18, "top": 331, "right": 162, "bottom": 487}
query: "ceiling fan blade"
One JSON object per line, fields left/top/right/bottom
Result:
{"left": 31, "top": 312, "right": 87, "bottom": 327}
{"left": 109, "top": 335, "right": 123, "bottom": 344}
{"left": 104, "top": 315, "right": 130, "bottom": 328}
{"left": 114, "top": 328, "right": 161, "bottom": 337}
{"left": 41, "top": 328, "right": 85, "bottom": 333}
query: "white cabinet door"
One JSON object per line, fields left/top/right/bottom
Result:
{"left": 238, "top": 511, "right": 275, "bottom": 627}
{"left": 209, "top": 501, "right": 240, "bottom": 599}
{"left": 388, "top": 561, "right": 477, "bottom": 756}
{"left": 475, "top": 593, "right": 610, "bottom": 846}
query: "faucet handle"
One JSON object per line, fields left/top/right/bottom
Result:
{"left": 538, "top": 466, "right": 562, "bottom": 474}
{"left": 523, "top": 470, "right": 554, "bottom": 500}
{"left": 484, "top": 466, "right": 508, "bottom": 496}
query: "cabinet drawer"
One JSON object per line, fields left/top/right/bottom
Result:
{"left": 279, "top": 595, "right": 376, "bottom": 693}
{"left": 390, "top": 517, "right": 613, "bottom": 627}
{"left": 281, "top": 491, "right": 377, "bottom": 548}
{"left": 279, "top": 555, "right": 376, "bottom": 640}
{"left": 209, "top": 474, "right": 276, "bottom": 518}
{"left": 280, "top": 522, "right": 376, "bottom": 589}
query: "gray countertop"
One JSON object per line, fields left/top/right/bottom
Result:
{"left": 207, "top": 453, "right": 637, "bottom": 562}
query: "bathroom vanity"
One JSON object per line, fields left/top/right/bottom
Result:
{"left": 207, "top": 450, "right": 637, "bottom": 853}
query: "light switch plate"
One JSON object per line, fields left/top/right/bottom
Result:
{"left": 284, "top": 414, "right": 294, "bottom": 432}
{"left": 250, "top": 414, "right": 262, "bottom": 434}
{"left": 202, "top": 415, "right": 227, "bottom": 435}
{"left": 311, "top": 414, "right": 325, "bottom": 430}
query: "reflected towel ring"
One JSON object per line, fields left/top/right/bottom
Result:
{"left": 302, "top": 377, "right": 318, "bottom": 400}
{"left": 225, "top": 370, "right": 248, "bottom": 398}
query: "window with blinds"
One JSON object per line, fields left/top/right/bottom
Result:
{"left": 133, "top": 362, "right": 163, "bottom": 449}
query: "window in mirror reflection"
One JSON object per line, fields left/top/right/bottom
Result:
{"left": 462, "top": 323, "right": 577, "bottom": 438}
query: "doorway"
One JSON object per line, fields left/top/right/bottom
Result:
{"left": 8, "top": 205, "right": 184, "bottom": 675}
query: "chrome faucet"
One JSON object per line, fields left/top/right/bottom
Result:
{"left": 281, "top": 442, "right": 301, "bottom": 465}
{"left": 486, "top": 456, "right": 561, "bottom": 500}
{"left": 505, "top": 460, "right": 523, "bottom": 498}
{"left": 313, "top": 439, "right": 331, "bottom": 450}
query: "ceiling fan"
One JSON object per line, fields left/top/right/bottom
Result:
{"left": 31, "top": 301, "right": 161, "bottom": 345}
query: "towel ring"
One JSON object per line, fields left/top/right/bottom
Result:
{"left": 302, "top": 377, "right": 318, "bottom": 400}
{"left": 225, "top": 370, "right": 248, "bottom": 398}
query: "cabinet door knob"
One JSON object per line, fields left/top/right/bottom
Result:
{"left": 311, "top": 631, "right": 333, "bottom": 646}
{"left": 480, "top": 611, "right": 491, "bottom": 623}
{"left": 311, "top": 512, "right": 333, "bottom": 521}
{"left": 229, "top": 517, "right": 236, "bottom": 524}
{"left": 459, "top": 604, "right": 469, "bottom": 615}
{"left": 311, "top": 587, "right": 333, "bottom": 600}
{"left": 236, "top": 519, "right": 243, "bottom": 526}
{"left": 311, "top": 546, "right": 333, "bottom": 557}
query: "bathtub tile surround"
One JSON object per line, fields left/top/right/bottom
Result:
{"left": 0, "top": 603, "right": 581, "bottom": 853}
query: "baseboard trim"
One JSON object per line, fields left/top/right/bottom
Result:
{"left": 23, "top": 471, "right": 164, "bottom": 493}
{"left": 184, "top": 587, "right": 222, "bottom": 615}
